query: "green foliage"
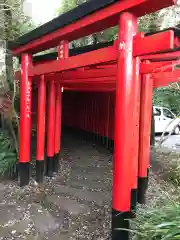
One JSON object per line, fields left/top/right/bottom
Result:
{"left": 153, "top": 88, "right": 180, "bottom": 114}
{"left": 131, "top": 198, "right": 180, "bottom": 240}
{"left": 57, "top": 0, "right": 86, "bottom": 14}
{"left": 139, "top": 6, "right": 180, "bottom": 33}
{"left": 138, "top": 12, "right": 160, "bottom": 33}
{"left": 0, "top": 130, "right": 16, "bottom": 177}
{"left": 163, "top": 157, "right": 180, "bottom": 186}
{"left": 0, "top": 0, "right": 35, "bottom": 41}
{"left": 100, "top": 27, "right": 118, "bottom": 42}
{"left": 167, "top": 166, "right": 180, "bottom": 186}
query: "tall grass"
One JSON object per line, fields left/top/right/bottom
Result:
{"left": 130, "top": 195, "right": 180, "bottom": 240}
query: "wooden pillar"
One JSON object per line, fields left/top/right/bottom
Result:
{"left": 36, "top": 75, "right": 46, "bottom": 183}
{"left": 54, "top": 84, "right": 62, "bottom": 172}
{"left": 53, "top": 40, "right": 68, "bottom": 172}
{"left": 138, "top": 63, "right": 153, "bottom": 204}
{"left": 19, "top": 54, "right": 32, "bottom": 186}
{"left": 112, "top": 12, "right": 137, "bottom": 240}
{"left": 46, "top": 80, "right": 55, "bottom": 177}
{"left": 130, "top": 57, "right": 141, "bottom": 212}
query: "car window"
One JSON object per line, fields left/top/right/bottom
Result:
{"left": 153, "top": 108, "right": 161, "bottom": 116}
{"left": 163, "top": 109, "right": 174, "bottom": 119}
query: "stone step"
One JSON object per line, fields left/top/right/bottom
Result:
{"left": 46, "top": 195, "right": 90, "bottom": 216}
{"left": 70, "top": 171, "right": 109, "bottom": 182}
{"left": 54, "top": 185, "right": 110, "bottom": 205}
{"left": 72, "top": 165, "right": 110, "bottom": 173}
{"left": 69, "top": 179, "right": 111, "bottom": 191}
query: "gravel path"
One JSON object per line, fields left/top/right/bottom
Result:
{"left": 0, "top": 132, "right": 176, "bottom": 239}
{"left": 0, "top": 131, "right": 112, "bottom": 240}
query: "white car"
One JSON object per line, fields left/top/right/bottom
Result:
{"left": 153, "top": 106, "right": 180, "bottom": 135}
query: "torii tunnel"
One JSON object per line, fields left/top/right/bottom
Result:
{"left": 9, "top": 0, "right": 180, "bottom": 239}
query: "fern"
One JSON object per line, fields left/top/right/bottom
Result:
{"left": 0, "top": 130, "right": 16, "bottom": 177}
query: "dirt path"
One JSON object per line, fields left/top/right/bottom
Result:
{"left": 0, "top": 131, "right": 112, "bottom": 240}
{"left": 0, "top": 132, "right": 178, "bottom": 239}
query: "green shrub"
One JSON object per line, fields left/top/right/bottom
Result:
{"left": 0, "top": 130, "right": 17, "bottom": 177}
{"left": 167, "top": 166, "right": 180, "bottom": 186}
{"left": 131, "top": 198, "right": 180, "bottom": 240}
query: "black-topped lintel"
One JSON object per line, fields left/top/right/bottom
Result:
{"left": 8, "top": 0, "right": 119, "bottom": 50}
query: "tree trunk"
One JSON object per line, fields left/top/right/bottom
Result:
{"left": 5, "top": 46, "right": 13, "bottom": 91}
{"left": 4, "top": 4, "right": 13, "bottom": 91}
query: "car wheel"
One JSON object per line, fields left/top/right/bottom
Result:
{"left": 174, "top": 126, "right": 180, "bottom": 135}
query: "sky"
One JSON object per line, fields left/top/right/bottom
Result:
{"left": 24, "top": 0, "right": 61, "bottom": 24}
{"left": 1, "top": 0, "right": 61, "bottom": 74}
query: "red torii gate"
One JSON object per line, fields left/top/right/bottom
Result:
{"left": 9, "top": 0, "right": 180, "bottom": 239}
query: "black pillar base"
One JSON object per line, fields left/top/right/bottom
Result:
{"left": 45, "top": 156, "right": 54, "bottom": 177}
{"left": 90, "top": 132, "right": 94, "bottom": 141}
{"left": 12, "top": 164, "right": 19, "bottom": 180}
{"left": 98, "top": 135, "right": 101, "bottom": 144}
{"left": 92, "top": 133, "right": 96, "bottom": 142}
{"left": 18, "top": 163, "right": 30, "bottom": 187}
{"left": 105, "top": 137, "right": 109, "bottom": 148}
{"left": 100, "top": 135, "right": 103, "bottom": 145}
{"left": 107, "top": 139, "right": 111, "bottom": 151}
{"left": 53, "top": 153, "right": 59, "bottom": 173}
{"left": 131, "top": 188, "right": 137, "bottom": 216}
{"left": 36, "top": 161, "right": 44, "bottom": 183}
{"left": 137, "top": 177, "right": 148, "bottom": 204}
{"left": 109, "top": 140, "right": 114, "bottom": 153}
{"left": 112, "top": 210, "right": 131, "bottom": 240}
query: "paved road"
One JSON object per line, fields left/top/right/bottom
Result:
{"left": 155, "top": 134, "right": 180, "bottom": 152}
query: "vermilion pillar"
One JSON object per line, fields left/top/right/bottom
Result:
{"left": 112, "top": 12, "right": 137, "bottom": 240}
{"left": 130, "top": 58, "right": 141, "bottom": 212}
{"left": 19, "top": 54, "right": 32, "bottom": 186}
{"left": 138, "top": 64, "right": 153, "bottom": 204}
{"left": 52, "top": 40, "right": 68, "bottom": 172}
{"left": 54, "top": 84, "right": 62, "bottom": 172}
{"left": 46, "top": 80, "right": 55, "bottom": 177}
{"left": 36, "top": 75, "right": 46, "bottom": 183}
